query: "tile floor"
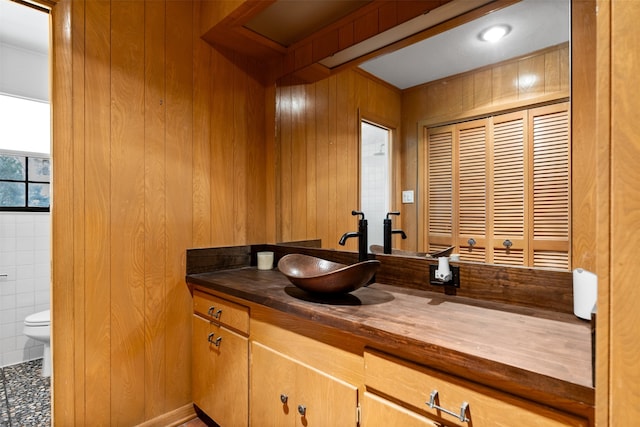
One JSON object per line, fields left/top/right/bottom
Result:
{"left": 0, "top": 359, "right": 51, "bottom": 427}
{"left": 0, "top": 360, "right": 212, "bottom": 427}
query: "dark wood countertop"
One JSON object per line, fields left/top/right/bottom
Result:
{"left": 187, "top": 266, "right": 594, "bottom": 416}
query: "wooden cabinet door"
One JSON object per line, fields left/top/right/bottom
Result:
{"left": 456, "top": 119, "right": 490, "bottom": 262}
{"left": 490, "top": 111, "right": 528, "bottom": 266}
{"left": 528, "top": 102, "right": 571, "bottom": 269}
{"left": 362, "top": 392, "right": 442, "bottom": 427}
{"left": 193, "top": 314, "right": 248, "bottom": 427}
{"left": 250, "top": 341, "right": 296, "bottom": 426}
{"left": 425, "top": 125, "right": 455, "bottom": 253}
{"left": 250, "top": 341, "right": 359, "bottom": 427}
{"left": 295, "top": 356, "right": 358, "bottom": 426}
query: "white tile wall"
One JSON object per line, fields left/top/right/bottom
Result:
{"left": 0, "top": 212, "right": 50, "bottom": 367}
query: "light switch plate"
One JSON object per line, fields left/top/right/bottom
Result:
{"left": 402, "top": 190, "right": 414, "bottom": 204}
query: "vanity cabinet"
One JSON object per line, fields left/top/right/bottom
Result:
{"left": 192, "top": 290, "right": 249, "bottom": 426}
{"left": 363, "top": 350, "right": 588, "bottom": 427}
{"left": 250, "top": 341, "right": 359, "bottom": 426}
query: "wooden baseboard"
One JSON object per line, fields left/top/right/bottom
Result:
{"left": 134, "top": 403, "right": 196, "bottom": 427}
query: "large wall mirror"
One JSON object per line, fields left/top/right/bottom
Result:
{"left": 275, "top": 0, "right": 572, "bottom": 270}
{"left": 360, "top": 0, "right": 571, "bottom": 270}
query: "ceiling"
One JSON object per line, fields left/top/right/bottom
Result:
{"left": 359, "top": 0, "right": 570, "bottom": 89}
{"left": 244, "top": 0, "right": 371, "bottom": 47}
{"left": 0, "top": 0, "right": 49, "bottom": 54}
{"left": 0, "top": 0, "right": 570, "bottom": 91}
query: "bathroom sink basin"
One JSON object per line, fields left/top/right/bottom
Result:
{"left": 278, "top": 254, "right": 380, "bottom": 294}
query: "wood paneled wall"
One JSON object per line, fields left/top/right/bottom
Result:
{"left": 275, "top": 69, "right": 401, "bottom": 251}
{"left": 400, "top": 43, "right": 570, "bottom": 251}
{"left": 50, "top": 0, "right": 270, "bottom": 424}
{"left": 608, "top": 2, "right": 640, "bottom": 425}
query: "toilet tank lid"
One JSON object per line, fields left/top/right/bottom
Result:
{"left": 25, "top": 309, "right": 50, "bottom": 325}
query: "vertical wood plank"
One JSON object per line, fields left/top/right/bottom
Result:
{"left": 291, "top": 83, "right": 307, "bottom": 240}
{"left": 233, "top": 54, "right": 248, "bottom": 243}
{"left": 315, "top": 78, "right": 329, "bottom": 246}
{"left": 71, "top": 0, "right": 86, "bottom": 424}
{"left": 610, "top": 1, "right": 640, "bottom": 424}
{"left": 279, "top": 83, "right": 293, "bottom": 242}
{"left": 164, "top": 0, "right": 193, "bottom": 409}
{"left": 327, "top": 76, "right": 338, "bottom": 246}
{"left": 210, "top": 48, "right": 235, "bottom": 246}
{"left": 50, "top": 0, "right": 77, "bottom": 423}
{"left": 492, "top": 62, "right": 518, "bottom": 104}
{"left": 110, "top": 1, "right": 146, "bottom": 423}
{"left": 517, "top": 55, "right": 545, "bottom": 100}
{"left": 144, "top": 0, "right": 167, "bottom": 419}
{"left": 245, "top": 62, "right": 267, "bottom": 244}
{"left": 264, "top": 83, "right": 277, "bottom": 244}
{"left": 192, "top": 1, "right": 212, "bottom": 247}
{"left": 84, "top": 0, "right": 112, "bottom": 421}
{"left": 335, "top": 73, "right": 351, "bottom": 247}
{"left": 305, "top": 84, "right": 318, "bottom": 239}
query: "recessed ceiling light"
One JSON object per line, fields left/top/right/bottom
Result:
{"left": 478, "top": 24, "right": 512, "bottom": 42}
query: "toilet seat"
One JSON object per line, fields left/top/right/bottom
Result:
{"left": 23, "top": 309, "right": 51, "bottom": 377}
{"left": 25, "top": 309, "right": 50, "bottom": 327}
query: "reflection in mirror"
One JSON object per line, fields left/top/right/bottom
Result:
{"left": 358, "top": 0, "right": 571, "bottom": 270}
{"left": 360, "top": 120, "right": 392, "bottom": 249}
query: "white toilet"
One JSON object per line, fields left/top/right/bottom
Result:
{"left": 23, "top": 309, "right": 51, "bottom": 377}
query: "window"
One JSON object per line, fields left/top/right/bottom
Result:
{"left": 0, "top": 94, "right": 50, "bottom": 212}
{"left": 0, "top": 152, "right": 50, "bottom": 211}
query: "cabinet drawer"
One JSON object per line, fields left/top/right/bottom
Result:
{"left": 193, "top": 315, "right": 248, "bottom": 427}
{"left": 194, "top": 289, "right": 249, "bottom": 334}
{"left": 364, "top": 350, "right": 587, "bottom": 427}
{"left": 362, "top": 391, "right": 441, "bottom": 427}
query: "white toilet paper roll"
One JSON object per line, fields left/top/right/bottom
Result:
{"left": 437, "top": 256, "right": 450, "bottom": 275}
{"left": 573, "top": 268, "right": 597, "bottom": 320}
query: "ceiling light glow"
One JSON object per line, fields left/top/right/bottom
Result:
{"left": 478, "top": 24, "right": 511, "bottom": 42}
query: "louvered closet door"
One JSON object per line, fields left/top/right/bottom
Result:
{"left": 456, "top": 119, "right": 490, "bottom": 262}
{"left": 426, "top": 126, "right": 454, "bottom": 252}
{"left": 491, "top": 111, "right": 528, "bottom": 265}
{"left": 529, "top": 103, "right": 570, "bottom": 269}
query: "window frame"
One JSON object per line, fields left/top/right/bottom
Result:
{"left": 0, "top": 150, "right": 51, "bottom": 212}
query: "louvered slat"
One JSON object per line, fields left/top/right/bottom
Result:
{"left": 533, "top": 109, "right": 570, "bottom": 240}
{"left": 458, "top": 125, "right": 487, "bottom": 236}
{"left": 533, "top": 250, "right": 569, "bottom": 270}
{"left": 428, "top": 130, "right": 453, "bottom": 236}
{"left": 493, "top": 249, "right": 525, "bottom": 265}
{"left": 460, "top": 246, "right": 486, "bottom": 262}
{"left": 493, "top": 116, "right": 525, "bottom": 237}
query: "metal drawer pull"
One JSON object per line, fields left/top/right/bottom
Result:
{"left": 207, "top": 306, "right": 222, "bottom": 319}
{"left": 297, "top": 405, "right": 306, "bottom": 416}
{"left": 280, "top": 394, "right": 288, "bottom": 404}
{"left": 467, "top": 238, "right": 476, "bottom": 246}
{"left": 503, "top": 239, "right": 513, "bottom": 248}
{"left": 426, "top": 390, "right": 469, "bottom": 423}
{"left": 207, "top": 333, "right": 222, "bottom": 347}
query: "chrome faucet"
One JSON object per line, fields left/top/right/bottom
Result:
{"left": 383, "top": 211, "right": 407, "bottom": 254}
{"left": 339, "top": 210, "right": 368, "bottom": 262}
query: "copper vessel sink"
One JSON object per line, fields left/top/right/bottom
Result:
{"left": 277, "top": 254, "right": 380, "bottom": 294}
